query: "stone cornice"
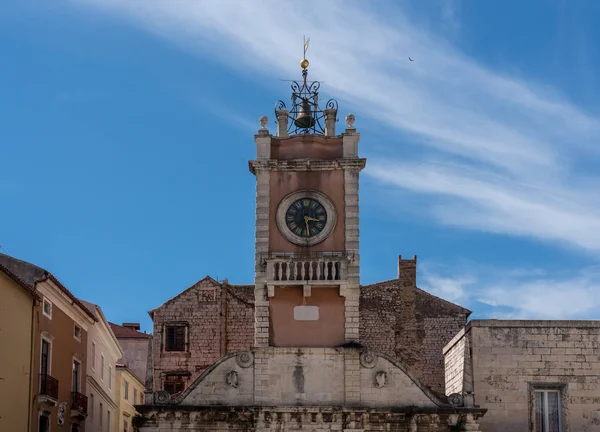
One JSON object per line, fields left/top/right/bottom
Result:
{"left": 137, "top": 404, "right": 487, "bottom": 416}
{"left": 468, "top": 319, "right": 600, "bottom": 328}
{"left": 249, "top": 158, "right": 366, "bottom": 174}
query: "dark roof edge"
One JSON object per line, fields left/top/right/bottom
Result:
{"left": 0, "top": 263, "right": 41, "bottom": 301}
{"left": 149, "top": 276, "right": 254, "bottom": 314}
{"left": 362, "top": 277, "right": 471, "bottom": 316}
{"left": 39, "top": 273, "right": 97, "bottom": 321}
{"left": 415, "top": 287, "right": 472, "bottom": 317}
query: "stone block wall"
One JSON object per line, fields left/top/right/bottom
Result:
{"left": 150, "top": 278, "right": 254, "bottom": 392}
{"left": 360, "top": 259, "right": 470, "bottom": 395}
{"left": 444, "top": 328, "right": 466, "bottom": 396}
{"left": 225, "top": 284, "right": 254, "bottom": 352}
{"left": 453, "top": 320, "right": 600, "bottom": 432}
{"left": 421, "top": 312, "right": 468, "bottom": 395}
{"left": 172, "top": 347, "right": 441, "bottom": 409}
{"left": 150, "top": 261, "right": 471, "bottom": 397}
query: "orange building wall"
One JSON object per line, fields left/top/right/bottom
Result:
{"left": 269, "top": 170, "right": 346, "bottom": 253}
{"left": 269, "top": 287, "right": 345, "bottom": 347}
{"left": 270, "top": 136, "right": 343, "bottom": 160}
{"left": 32, "top": 300, "right": 88, "bottom": 432}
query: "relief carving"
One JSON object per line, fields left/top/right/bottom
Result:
{"left": 226, "top": 370, "right": 239, "bottom": 388}
{"left": 293, "top": 365, "right": 305, "bottom": 393}
{"left": 360, "top": 351, "right": 378, "bottom": 369}
{"left": 236, "top": 351, "right": 254, "bottom": 368}
{"left": 375, "top": 371, "right": 388, "bottom": 388}
{"left": 154, "top": 391, "right": 171, "bottom": 404}
{"left": 448, "top": 393, "right": 464, "bottom": 407}
{"left": 198, "top": 289, "right": 216, "bottom": 302}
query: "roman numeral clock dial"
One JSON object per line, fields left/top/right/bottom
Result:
{"left": 285, "top": 198, "right": 327, "bottom": 238}
{"left": 276, "top": 190, "right": 337, "bottom": 246}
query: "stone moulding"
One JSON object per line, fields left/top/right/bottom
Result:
{"left": 135, "top": 405, "right": 488, "bottom": 431}
{"left": 155, "top": 348, "right": 454, "bottom": 410}
{"left": 167, "top": 352, "right": 241, "bottom": 405}
{"left": 248, "top": 158, "right": 367, "bottom": 174}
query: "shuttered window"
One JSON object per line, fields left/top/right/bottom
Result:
{"left": 164, "top": 374, "right": 186, "bottom": 395}
{"left": 165, "top": 326, "right": 186, "bottom": 351}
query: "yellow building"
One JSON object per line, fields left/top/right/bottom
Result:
{"left": 115, "top": 364, "right": 145, "bottom": 432}
{"left": 0, "top": 261, "right": 40, "bottom": 432}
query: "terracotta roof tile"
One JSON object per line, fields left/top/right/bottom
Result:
{"left": 0, "top": 253, "right": 96, "bottom": 321}
{"left": 109, "top": 322, "right": 150, "bottom": 339}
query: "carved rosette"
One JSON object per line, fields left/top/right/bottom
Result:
{"left": 448, "top": 393, "right": 464, "bottom": 407}
{"left": 359, "top": 351, "right": 378, "bottom": 369}
{"left": 154, "top": 390, "right": 171, "bottom": 404}
{"left": 236, "top": 351, "right": 254, "bottom": 368}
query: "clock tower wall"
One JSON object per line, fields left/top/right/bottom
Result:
{"left": 270, "top": 135, "right": 343, "bottom": 160}
{"left": 268, "top": 169, "right": 346, "bottom": 253}
{"left": 250, "top": 63, "right": 364, "bottom": 349}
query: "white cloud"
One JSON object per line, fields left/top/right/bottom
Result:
{"left": 66, "top": 0, "right": 600, "bottom": 252}
{"left": 421, "top": 263, "right": 600, "bottom": 319}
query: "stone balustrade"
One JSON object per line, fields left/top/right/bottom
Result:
{"left": 264, "top": 253, "right": 349, "bottom": 284}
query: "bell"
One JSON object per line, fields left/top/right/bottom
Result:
{"left": 294, "top": 100, "right": 315, "bottom": 129}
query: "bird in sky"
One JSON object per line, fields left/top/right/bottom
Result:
{"left": 408, "top": 57, "right": 414, "bottom": 61}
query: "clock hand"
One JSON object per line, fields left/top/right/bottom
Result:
{"left": 306, "top": 217, "right": 320, "bottom": 222}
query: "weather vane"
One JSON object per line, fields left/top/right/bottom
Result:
{"left": 301, "top": 35, "right": 310, "bottom": 69}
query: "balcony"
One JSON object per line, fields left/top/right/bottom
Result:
{"left": 70, "top": 391, "right": 88, "bottom": 418}
{"left": 39, "top": 374, "right": 59, "bottom": 406}
{"left": 264, "top": 252, "right": 352, "bottom": 287}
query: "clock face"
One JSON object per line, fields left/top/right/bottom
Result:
{"left": 285, "top": 198, "right": 328, "bottom": 238}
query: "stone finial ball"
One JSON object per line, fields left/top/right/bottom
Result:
{"left": 259, "top": 116, "right": 268, "bottom": 129}
{"left": 346, "top": 113, "right": 356, "bottom": 128}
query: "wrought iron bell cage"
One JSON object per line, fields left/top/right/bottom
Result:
{"left": 275, "top": 67, "right": 338, "bottom": 135}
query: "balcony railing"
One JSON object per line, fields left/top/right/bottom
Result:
{"left": 265, "top": 252, "right": 350, "bottom": 284}
{"left": 71, "top": 391, "right": 88, "bottom": 415}
{"left": 39, "top": 374, "right": 59, "bottom": 400}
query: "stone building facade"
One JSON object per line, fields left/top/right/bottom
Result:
{"left": 148, "top": 277, "right": 254, "bottom": 394}
{"left": 445, "top": 320, "right": 600, "bottom": 432}
{"left": 115, "top": 364, "right": 145, "bottom": 432}
{"left": 148, "top": 258, "right": 470, "bottom": 398}
{"left": 110, "top": 322, "right": 151, "bottom": 386}
{"left": 0, "top": 253, "right": 97, "bottom": 432}
{"left": 139, "top": 60, "right": 486, "bottom": 431}
{"left": 81, "top": 300, "right": 124, "bottom": 432}
{"left": 0, "top": 259, "right": 40, "bottom": 432}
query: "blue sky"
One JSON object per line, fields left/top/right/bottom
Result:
{"left": 2, "top": 0, "right": 600, "bottom": 331}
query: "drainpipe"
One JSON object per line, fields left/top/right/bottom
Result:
{"left": 220, "top": 280, "right": 229, "bottom": 356}
{"left": 27, "top": 298, "right": 38, "bottom": 432}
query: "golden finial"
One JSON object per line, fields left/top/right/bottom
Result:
{"left": 301, "top": 35, "right": 310, "bottom": 69}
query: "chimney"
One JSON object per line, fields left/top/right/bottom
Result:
{"left": 398, "top": 255, "right": 417, "bottom": 323}
{"left": 397, "top": 254, "right": 419, "bottom": 371}
{"left": 122, "top": 323, "right": 141, "bottom": 331}
{"left": 398, "top": 255, "right": 417, "bottom": 286}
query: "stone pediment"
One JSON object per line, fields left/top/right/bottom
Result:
{"left": 163, "top": 347, "right": 445, "bottom": 408}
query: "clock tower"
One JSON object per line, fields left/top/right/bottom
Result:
{"left": 249, "top": 57, "right": 365, "bottom": 348}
